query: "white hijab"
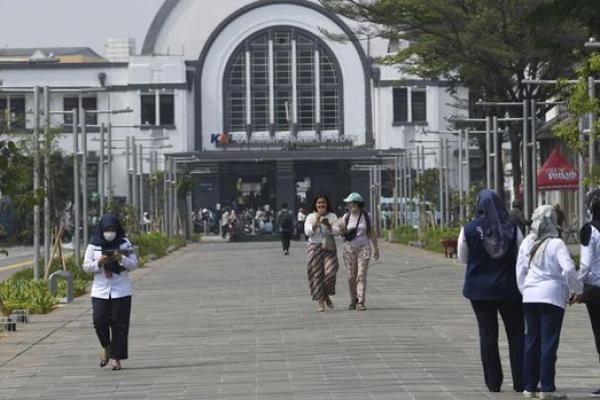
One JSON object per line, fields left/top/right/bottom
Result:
{"left": 528, "top": 205, "right": 559, "bottom": 267}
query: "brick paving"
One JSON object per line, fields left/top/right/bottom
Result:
{"left": 0, "top": 240, "right": 598, "bottom": 399}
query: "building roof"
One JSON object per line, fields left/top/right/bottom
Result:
{"left": 0, "top": 47, "right": 106, "bottom": 63}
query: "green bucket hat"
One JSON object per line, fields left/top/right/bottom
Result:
{"left": 343, "top": 192, "right": 363, "bottom": 203}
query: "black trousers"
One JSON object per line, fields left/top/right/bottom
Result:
{"left": 281, "top": 232, "right": 292, "bottom": 251}
{"left": 92, "top": 296, "right": 132, "bottom": 360}
{"left": 470, "top": 300, "right": 525, "bottom": 392}
{"left": 586, "top": 301, "right": 600, "bottom": 362}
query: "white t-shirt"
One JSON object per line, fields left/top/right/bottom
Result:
{"left": 304, "top": 212, "right": 339, "bottom": 244}
{"left": 580, "top": 225, "right": 600, "bottom": 287}
{"left": 516, "top": 236, "right": 583, "bottom": 309}
{"left": 83, "top": 238, "right": 138, "bottom": 299}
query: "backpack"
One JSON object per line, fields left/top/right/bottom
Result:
{"left": 279, "top": 211, "right": 293, "bottom": 232}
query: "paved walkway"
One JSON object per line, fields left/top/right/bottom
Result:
{"left": 0, "top": 240, "right": 599, "bottom": 399}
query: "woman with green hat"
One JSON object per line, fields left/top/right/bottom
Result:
{"left": 339, "top": 192, "right": 379, "bottom": 311}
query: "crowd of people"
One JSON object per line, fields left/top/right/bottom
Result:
{"left": 458, "top": 189, "right": 600, "bottom": 399}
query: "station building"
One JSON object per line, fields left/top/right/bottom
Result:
{"left": 0, "top": 0, "right": 468, "bottom": 212}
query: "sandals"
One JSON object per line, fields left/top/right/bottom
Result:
{"left": 324, "top": 296, "right": 334, "bottom": 309}
{"left": 110, "top": 359, "right": 122, "bottom": 370}
{"left": 99, "top": 347, "right": 109, "bottom": 368}
{"left": 317, "top": 300, "right": 325, "bottom": 312}
{"left": 357, "top": 303, "right": 367, "bottom": 311}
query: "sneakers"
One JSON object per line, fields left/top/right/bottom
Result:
{"left": 523, "top": 390, "right": 536, "bottom": 398}
{"left": 283, "top": 250, "right": 289, "bottom": 255}
{"left": 538, "top": 392, "right": 567, "bottom": 399}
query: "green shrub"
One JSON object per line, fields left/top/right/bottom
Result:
{"left": 389, "top": 225, "right": 460, "bottom": 254}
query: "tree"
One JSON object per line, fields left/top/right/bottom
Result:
{"left": 320, "top": 0, "right": 588, "bottom": 197}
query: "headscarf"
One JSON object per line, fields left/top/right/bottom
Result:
{"left": 90, "top": 214, "right": 126, "bottom": 250}
{"left": 475, "top": 189, "right": 515, "bottom": 259}
{"left": 581, "top": 189, "right": 600, "bottom": 245}
{"left": 528, "top": 205, "right": 559, "bottom": 267}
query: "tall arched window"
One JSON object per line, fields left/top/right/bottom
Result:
{"left": 224, "top": 27, "right": 343, "bottom": 138}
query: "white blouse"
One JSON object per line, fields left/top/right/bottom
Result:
{"left": 83, "top": 238, "right": 138, "bottom": 299}
{"left": 304, "top": 212, "right": 340, "bottom": 244}
{"left": 580, "top": 225, "right": 600, "bottom": 287}
{"left": 516, "top": 236, "right": 582, "bottom": 309}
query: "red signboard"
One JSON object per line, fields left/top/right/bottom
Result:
{"left": 536, "top": 148, "right": 579, "bottom": 191}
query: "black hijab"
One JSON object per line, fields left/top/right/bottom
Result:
{"left": 90, "top": 214, "right": 127, "bottom": 250}
{"left": 581, "top": 189, "right": 600, "bottom": 246}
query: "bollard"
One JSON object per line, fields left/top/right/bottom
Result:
{"left": 0, "top": 317, "right": 16, "bottom": 332}
{"left": 48, "top": 270, "right": 74, "bottom": 303}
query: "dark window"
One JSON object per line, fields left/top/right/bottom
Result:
{"left": 412, "top": 90, "right": 427, "bottom": 122}
{"left": 0, "top": 98, "right": 6, "bottom": 131}
{"left": 275, "top": 90, "right": 291, "bottom": 130}
{"left": 251, "top": 90, "right": 268, "bottom": 131}
{"left": 141, "top": 94, "right": 156, "bottom": 126}
{"left": 393, "top": 88, "right": 408, "bottom": 123}
{"left": 63, "top": 97, "right": 97, "bottom": 126}
{"left": 160, "top": 94, "right": 175, "bottom": 125}
{"left": 8, "top": 98, "right": 26, "bottom": 129}
{"left": 224, "top": 27, "right": 342, "bottom": 134}
{"left": 321, "top": 89, "right": 339, "bottom": 130}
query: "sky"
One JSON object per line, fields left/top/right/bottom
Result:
{"left": 0, "top": 0, "right": 165, "bottom": 55}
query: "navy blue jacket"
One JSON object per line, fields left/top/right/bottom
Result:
{"left": 462, "top": 216, "right": 521, "bottom": 301}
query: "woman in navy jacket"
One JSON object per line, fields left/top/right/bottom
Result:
{"left": 457, "top": 189, "right": 524, "bottom": 393}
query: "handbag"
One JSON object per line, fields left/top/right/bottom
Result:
{"left": 322, "top": 233, "right": 337, "bottom": 252}
{"left": 319, "top": 224, "right": 337, "bottom": 252}
{"left": 342, "top": 211, "right": 362, "bottom": 242}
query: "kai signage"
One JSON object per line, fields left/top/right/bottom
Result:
{"left": 210, "top": 133, "right": 356, "bottom": 148}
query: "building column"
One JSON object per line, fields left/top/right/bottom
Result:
{"left": 350, "top": 162, "right": 371, "bottom": 211}
{"left": 276, "top": 161, "right": 296, "bottom": 211}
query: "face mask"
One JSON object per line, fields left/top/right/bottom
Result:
{"left": 103, "top": 231, "right": 117, "bottom": 242}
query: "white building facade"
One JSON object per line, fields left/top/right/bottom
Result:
{"left": 0, "top": 0, "right": 468, "bottom": 211}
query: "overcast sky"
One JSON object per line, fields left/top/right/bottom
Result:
{"left": 0, "top": 0, "right": 164, "bottom": 55}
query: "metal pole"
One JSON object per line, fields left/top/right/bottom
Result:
{"left": 80, "top": 108, "right": 89, "bottom": 248}
{"left": 33, "top": 87, "right": 40, "bottom": 280}
{"left": 131, "top": 136, "right": 138, "bottom": 221}
{"left": 531, "top": 99, "right": 538, "bottom": 208}
{"left": 579, "top": 117, "right": 586, "bottom": 228}
{"left": 393, "top": 155, "right": 399, "bottom": 229}
{"left": 99, "top": 123, "right": 105, "bottom": 213}
{"left": 171, "top": 158, "right": 177, "bottom": 237}
{"left": 163, "top": 156, "right": 169, "bottom": 235}
{"left": 153, "top": 151, "right": 159, "bottom": 229}
{"left": 438, "top": 139, "right": 444, "bottom": 228}
{"left": 107, "top": 123, "right": 112, "bottom": 206}
{"left": 186, "top": 190, "right": 193, "bottom": 241}
{"left": 125, "top": 136, "right": 131, "bottom": 203}
{"left": 139, "top": 144, "right": 144, "bottom": 228}
{"left": 486, "top": 116, "right": 492, "bottom": 189}
{"left": 403, "top": 154, "right": 408, "bottom": 225}
{"left": 444, "top": 138, "right": 450, "bottom": 225}
{"left": 590, "top": 76, "right": 597, "bottom": 177}
{"left": 43, "top": 87, "right": 50, "bottom": 269}
{"left": 492, "top": 116, "right": 499, "bottom": 192}
{"left": 465, "top": 128, "right": 471, "bottom": 210}
{"left": 72, "top": 109, "right": 80, "bottom": 263}
{"left": 458, "top": 129, "right": 464, "bottom": 221}
{"left": 523, "top": 100, "right": 530, "bottom": 223}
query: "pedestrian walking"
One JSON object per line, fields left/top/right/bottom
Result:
{"left": 457, "top": 189, "right": 524, "bottom": 393}
{"left": 83, "top": 214, "right": 138, "bottom": 371}
{"left": 305, "top": 194, "right": 340, "bottom": 312}
{"left": 276, "top": 203, "right": 294, "bottom": 255}
{"left": 337, "top": 192, "right": 379, "bottom": 311}
{"left": 578, "top": 189, "right": 600, "bottom": 397}
{"left": 510, "top": 200, "right": 530, "bottom": 235}
{"left": 517, "top": 204, "right": 583, "bottom": 399}
{"left": 297, "top": 207, "right": 307, "bottom": 241}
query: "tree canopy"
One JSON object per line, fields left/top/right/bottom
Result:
{"left": 320, "top": 0, "right": 590, "bottom": 196}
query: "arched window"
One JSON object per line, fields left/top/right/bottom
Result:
{"left": 224, "top": 27, "right": 343, "bottom": 137}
